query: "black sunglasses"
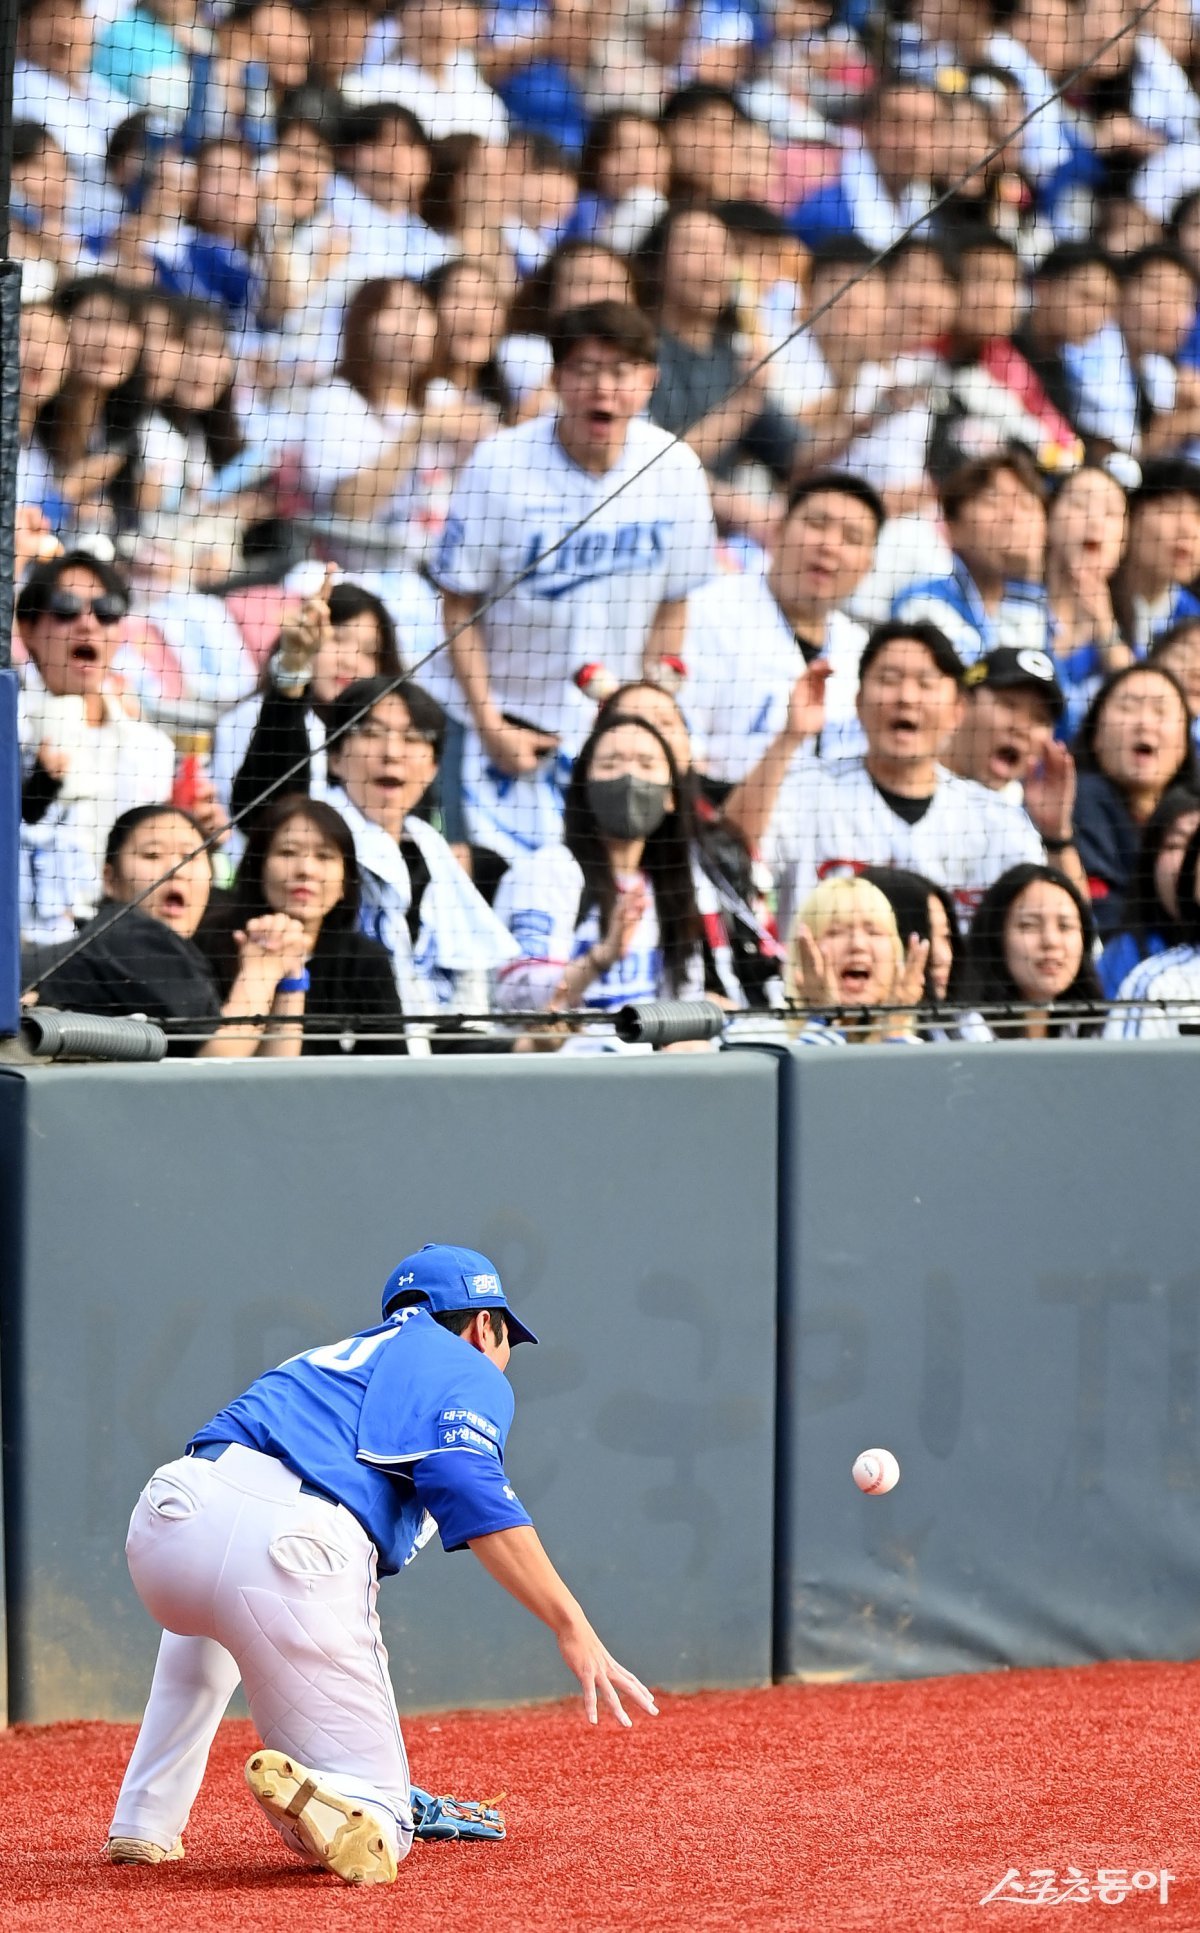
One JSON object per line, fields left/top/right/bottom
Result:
{"left": 45, "top": 589, "right": 127, "bottom": 625}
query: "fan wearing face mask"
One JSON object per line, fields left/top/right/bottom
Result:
{"left": 493, "top": 714, "right": 708, "bottom": 1016}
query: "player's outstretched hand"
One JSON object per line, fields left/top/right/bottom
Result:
{"left": 557, "top": 1619, "right": 659, "bottom": 1728}
{"left": 467, "top": 1523, "right": 658, "bottom": 1726}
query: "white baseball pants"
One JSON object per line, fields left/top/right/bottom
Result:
{"left": 108, "top": 1444, "right": 415, "bottom": 1866}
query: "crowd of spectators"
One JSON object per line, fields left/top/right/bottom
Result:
{"left": 13, "top": 0, "right": 1200, "bottom": 1052}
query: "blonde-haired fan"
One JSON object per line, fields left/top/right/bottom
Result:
{"left": 790, "top": 874, "right": 929, "bottom": 1044}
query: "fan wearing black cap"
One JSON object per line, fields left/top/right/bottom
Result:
{"left": 945, "top": 647, "right": 1090, "bottom": 900}
{"left": 106, "top": 1242, "right": 656, "bottom": 1887}
{"left": 1111, "top": 457, "right": 1200, "bottom": 654}
{"left": 724, "top": 617, "right": 1046, "bottom": 937}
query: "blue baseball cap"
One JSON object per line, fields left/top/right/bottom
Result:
{"left": 381, "top": 1243, "right": 539, "bottom": 1346}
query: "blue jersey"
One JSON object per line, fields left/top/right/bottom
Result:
{"left": 1131, "top": 582, "right": 1200, "bottom": 655}
{"left": 1055, "top": 638, "right": 1106, "bottom": 744}
{"left": 1098, "top": 927, "right": 1170, "bottom": 999}
{"left": 787, "top": 175, "right": 855, "bottom": 249}
{"left": 892, "top": 556, "right": 1052, "bottom": 666}
{"left": 190, "top": 1308, "right": 532, "bottom": 1574}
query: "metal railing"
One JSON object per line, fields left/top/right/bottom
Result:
{"left": 90, "top": 996, "right": 1200, "bottom": 1052}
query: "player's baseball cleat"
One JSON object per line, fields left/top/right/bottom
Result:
{"left": 245, "top": 1749, "right": 398, "bottom": 1885}
{"left": 105, "top": 1835, "right": 185, "bottom": 1865}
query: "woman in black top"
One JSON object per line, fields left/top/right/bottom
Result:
{"left": 30, "top": 803, "right": 308, "bottom": 1056}
{"left": 1072, "top": 662, "right": 1196, "bottom": 937}
{"left": 197, "top": 796, "right": 406, "bottom": 1055}
{"left": 228, "top": 576, "right": 404, "bottom": 825}
{"left": 36, "top": 276, "right": 145, "bottom": 535}
{"left": 1097, "top": 783, "right": 1200, "bottom": 994}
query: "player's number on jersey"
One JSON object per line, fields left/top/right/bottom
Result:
{"left": 306, "top": 1329, "right": 399, "bottom": 1374}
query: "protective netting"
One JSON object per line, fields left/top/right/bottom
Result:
{"left": 10, "top": 0, "right": 1200, "bottom": 1055}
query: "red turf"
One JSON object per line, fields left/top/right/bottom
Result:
{"left": 1, "top": 1662, "right": 1195, "bottom": 1932}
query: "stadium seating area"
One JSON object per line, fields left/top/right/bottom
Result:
{"left": 12, "top": 0, "right": 1200, "bottom": 1052}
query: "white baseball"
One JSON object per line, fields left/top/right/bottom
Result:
{"left": 852, "top": 1448, "right": 900, "bottom": 1494}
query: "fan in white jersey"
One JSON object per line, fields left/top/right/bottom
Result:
{"left": 1106, "top": 819, "right": 1200, "bottom": 1036}
{"left": 684, "top": 471, "right": 885, "bottom": 785}
{"left": 494, "top": 713, "right": 709, "bottom": 1026}
{"left": 431, "top": 300, "right": 717, "bottom": 864}
{"left": 724, "top": 618, "right": 1046, "bottom": 937}
{"left": 964, "top": 863, "right": 1105, "bottom": 1040}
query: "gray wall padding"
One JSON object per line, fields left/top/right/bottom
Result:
{"left": 0, "top": 1056, "right": 778, "bottom": 1721}
{"left": 775, "top": 1040, "right": 1200, "bottom": 1681}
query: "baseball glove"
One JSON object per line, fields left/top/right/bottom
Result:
{"left": 410, "top": 1784, "right": 507, "bottom": 1842}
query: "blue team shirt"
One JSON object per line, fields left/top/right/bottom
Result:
{"left": 190, "top": 1307, "right": 532, "bottom": 1574}
{"left": 891, "top": 556, "right": 1053, "bottom": 667}
{"left": 787, "top": 175, "right": 856, "bottom": 249}
{"left": 1098, "top": 927, "right": 1170, "bottom": 998}
{"left": 153, "top": 234, "right": 263, "bottom": 334}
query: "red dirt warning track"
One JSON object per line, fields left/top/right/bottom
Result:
{"left": 1, "top": 1661, "right": 1196, "bottom": 1933}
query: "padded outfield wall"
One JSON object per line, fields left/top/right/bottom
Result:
{"left": 0, "top": 1054, "right": 778, "bottom": 1722}
{"left": 774, "top": 1039, "right": 1200, "bottom": 1681}
{"left": 1, "top": 1043, "right": 1198, "bottom": 1724}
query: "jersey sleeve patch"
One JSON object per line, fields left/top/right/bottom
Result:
{"left": 508, "top": 907, "right": 556, "bottom": 947}
{"left": 437, "top": 1408, "right": 502, "bottom": 1456}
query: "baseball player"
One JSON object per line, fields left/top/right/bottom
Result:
{"left": 431, "top": 298, "right": 717, "bottom": 865}
{"left": 105, "top": 1243, "right": 657, "bottom": 1885}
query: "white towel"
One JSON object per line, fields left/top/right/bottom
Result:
{"left": 319, "top": 784, "right": 519, "bottom": 1014}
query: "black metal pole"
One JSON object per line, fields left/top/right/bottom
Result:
{"left": 0, "top": 0, "right": 21, "bottom": 1038}
{"left": 0, "top": 0, "right": 13, "bottom": 259}
{"left": 0, "top": 0, "right": 20, "bottom": 671}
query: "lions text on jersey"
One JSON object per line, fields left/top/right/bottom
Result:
{"left": 431, "top": 414, "right": 717, "bottom": 748}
